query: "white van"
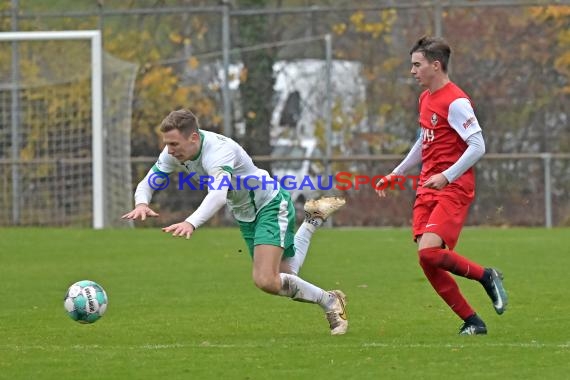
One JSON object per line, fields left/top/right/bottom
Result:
{"left": 271, "top": 59, "right": 366, "bottom": 140}
{"left": 213, "top": 59, "right": 365, "bottom": 206}
{"left": 215, "top": 59, "right": 367, "bottom": 142}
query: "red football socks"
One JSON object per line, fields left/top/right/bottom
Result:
{"left": 418, "top": 247, "right": 485, "bottom": 280}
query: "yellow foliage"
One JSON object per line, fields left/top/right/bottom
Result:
{"left": 529, "top": 5, "right": 570, "bottom": 19}
{"left": 526, "top": 6, "right": 570, "bottom": 81}
{"left": 187, "top": 84, "right": 203, "bottom": 95}
{"left": 350, "top": 11, "right": 365, "bottom": 26}
{"left": 169, "top": 32, "right": 183, "bottom": 44}
{"left": 212, "top": 114, "right": 223, "bottom": 125}
{"left": 173, "top": 87, "right": 191, "bottom": 100}
{"left": 348, "top": 10, "right": 396, "bottom": 38}
{"left": 379, "top": 103, "right": 393, "bottom": 115}
{"left": 332, "top": 23, "right": 347, "bottom": 36}
{"left": 555, "top": 52, "right": 570, "bottom": 73}
{"left": 191, "top": 16, "right": 209, "bottom": 40}
{"left": 381, "top": 9, "right": 397, "bottom": 25}
{"left": 559, "top": 29, "right": 570, "bottom": 45}
{"left": 194, "top": 98, "right": 215, "bottom": 116}
{"left": 140, "top": 66, "right": 173, "bottom": 88}
{"left": 187, "top": 56, "right": 200, "bottom": 70}
{"left": 382, "top": 57, "right": 402, "bottom": 72}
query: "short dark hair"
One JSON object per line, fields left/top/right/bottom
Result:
{"left": 410, "top": 36, "right": 451, "bottom": 72}
{"left": 159, "top": 109, "right": 200, "bottom": 136}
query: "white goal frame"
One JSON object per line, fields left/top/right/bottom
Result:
{"left": 0, "top": 30, "right": 104, "bottom": 229}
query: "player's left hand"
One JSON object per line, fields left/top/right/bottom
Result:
{"left": 422, "top": 173, "right": 449, "bottom": 190}
{"left": 162, "top": 221, "right": 195, "bottom": 239}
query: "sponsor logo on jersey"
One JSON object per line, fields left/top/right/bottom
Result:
{"left": 463, "top": 116, "right": 476, "bottom": 129}
{"left": 422, "top": 127, "right": 435, "bottom": 143}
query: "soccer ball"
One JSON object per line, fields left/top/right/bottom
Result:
{"left": 64, "top": 280, "right": 108, "bottom": 324}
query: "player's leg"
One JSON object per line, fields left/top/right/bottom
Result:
{"left": 417, "top": 195, "right": 486, "bottom": 279}
{"left": 418, "top": 234, "right": 486, "bottom": 281}
{"left": 413, "top": 197, "right": 486, "bottom": 334}
{"left": 421, "top": 243, "right": 508, "bottom": 315}
{"left": 285, "top": 196, "right": 346, "bottom": 275}
{"left": 252, "top": 244, "right": 348, "bottom": 335}
{"left": 417, "top": 195, "right": 508, "bottom": 315}
{"left": 418, "top": 233, "right": 487, "bottom": 334}
{"left": 250, "top": 191, "right": 348, "bottom": 335}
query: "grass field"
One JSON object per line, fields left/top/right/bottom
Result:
{"left": 0, "top": 227, "right": 568, "bottom": 379}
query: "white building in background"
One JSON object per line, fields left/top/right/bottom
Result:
{"left": 211, "top": 59, "right": 367, "bottom": 207}
{"left": 214, "top": 59, "right": 367, "bottom": 142}
{"left": 270, "top": 59, "right": 367, "bottom": 141}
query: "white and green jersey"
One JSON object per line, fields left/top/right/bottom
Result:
{"left": 134, "top": 130, "right": 278, "bottom": 226}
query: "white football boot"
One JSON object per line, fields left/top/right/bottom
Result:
{"left": 304, "top": 196, "right": 346, "bottom": 225}
{"left": 325, "top": 290, "right": 348, "bottom": 335}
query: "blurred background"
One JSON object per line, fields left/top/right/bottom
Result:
{"left": 0, "top": 0, "right": 568, "bottom": 228}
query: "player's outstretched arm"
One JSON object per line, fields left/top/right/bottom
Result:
{"left": 121, "top": 203, "right": 159, "bottom": 221}
{"left": 162, "top": 169, "right": 229, "bottom": 240}
{"left": 377, "top": 134, "right": 423, "bottom": 199}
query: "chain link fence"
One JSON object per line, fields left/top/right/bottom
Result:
{"left": 1, "top": 1, "right": 568, "bottom": 227}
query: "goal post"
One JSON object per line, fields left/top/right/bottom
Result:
{"left": 0, "top": 30, "right": 136, "bottom": 229}
{"left": 0, "top": 30, "right": 104, "bottom": 228}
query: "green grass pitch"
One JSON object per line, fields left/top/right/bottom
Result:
{"left": 0, "top": 227, "right": 568, "bottom": 379}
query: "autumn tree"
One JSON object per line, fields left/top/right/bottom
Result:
{"left": 233, "top": 0, "right": 279, "bottom": 170}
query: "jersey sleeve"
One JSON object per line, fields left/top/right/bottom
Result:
{"left": 185, "top": 168, "right": 230, "bottom": 228}
{"left": 448, "top": 98, "right": 482, "bottom": 141}
{"left": 154, "top": 146, "right": 179, "bottom": 174}
{"left": 442, "top": 131, "right": 486, "bottom": 183}
{"left": 185, "top": 140, "right": 236, "bottom": 228}
{"left": 133, "top": 147, "right": 178, "bottom": 205}
{"left": 393, "top": 133, "right": 422, "bottom": 175}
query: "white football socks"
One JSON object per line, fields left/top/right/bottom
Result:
{"left": 278, "top": 273, "right": 336, "bottom": 310}
{"left": 286, "top": 222, "right": 316, "bottom": 275}
{"left": 306, "top": 216, "right": 324, "bottom": 228}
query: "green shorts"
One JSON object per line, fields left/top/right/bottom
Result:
{"left": 238, "top": 188, "right": 296, "bottom": 258}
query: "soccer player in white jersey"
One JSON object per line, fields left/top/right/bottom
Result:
{"left": 122, "top": 109, "right": 348, "bottom": 335}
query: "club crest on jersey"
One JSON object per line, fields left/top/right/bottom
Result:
{"left": 430, "top": 113, "right": 438, "bottom": 126}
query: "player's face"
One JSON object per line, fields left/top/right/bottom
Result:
{"left": 410, "top": 52, "right": 437, "bottom": 88}
{"left": 162, "top": 129, "right": 200, "bottom": 162}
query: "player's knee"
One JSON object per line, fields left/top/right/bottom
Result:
{"left": 418, "top": 247, "right": 442, "bottom": 268}
{"left": 252, "top": 273, "right": 281, "bottom": 294}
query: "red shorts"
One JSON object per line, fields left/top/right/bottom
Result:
{"left": 412, "top": 192, "right": 472, "bottom": 250}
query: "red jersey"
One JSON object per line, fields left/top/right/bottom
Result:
{"left": 417, "top": 82, "right": 481, "bottom": 199}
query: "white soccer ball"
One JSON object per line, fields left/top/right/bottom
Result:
{"left": 64, "top": 280, "right": 108, "bottom": 324}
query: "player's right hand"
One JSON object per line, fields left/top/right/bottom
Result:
{"left": 375, "top": 173, "right": 396, "bottom": 198}
{"left": 121, "top": 204, "right": 159, "bottom": 221}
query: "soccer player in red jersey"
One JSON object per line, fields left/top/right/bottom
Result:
{"left": 376, "top": 36, "right": 508, "bottom": 335}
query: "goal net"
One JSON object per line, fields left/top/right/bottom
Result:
{"left": 0, "top": 31, "right": 138, "bottom": 228}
